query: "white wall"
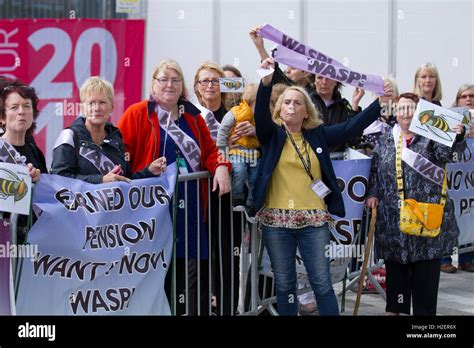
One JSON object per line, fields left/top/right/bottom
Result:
{"left": 145, "top": 0, "right": 473, "bottom": 107}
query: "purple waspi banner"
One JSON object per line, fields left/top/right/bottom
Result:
{"left": 259, "top": 24, "right": 385, "bottom": 95}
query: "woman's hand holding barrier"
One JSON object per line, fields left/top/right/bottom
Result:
{"left": 213, "top": 165, "right": 231, "bottom": 196}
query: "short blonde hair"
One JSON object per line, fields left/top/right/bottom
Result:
{"left": 152, "top": 58, "right": 188, "bottom": 99}
{"left": 193, "top": 61, "right": 231, "bottom": 109}
{"left": 413, "top": 62, "right": 443, "bottom": 101}
{"left": 272, "top": 86, "right": 322, "bottom": 130}
{"left": 80, "top": 76, "right": 114, "bottom": 105}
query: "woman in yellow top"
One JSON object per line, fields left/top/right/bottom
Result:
{"left": 254, "top": 58, "right": 392, "bottom": 315}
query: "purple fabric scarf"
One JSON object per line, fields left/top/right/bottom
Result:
{"left": 259, "top": 24, "right": 385, "bottom": 95}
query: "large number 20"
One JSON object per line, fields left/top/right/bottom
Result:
{"left": 29, "top": 27, "right": 117, "bottom": 99}
{"left": 28, "top": 27, "right": 117, "bottom": 165}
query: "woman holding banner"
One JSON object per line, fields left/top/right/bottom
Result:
{"left": 367, "top": 93, "right": 466, "bottom": 315}
{"left": 51, "top": 76, "right": 166, "bottom": 183}
{"left": 118, "top": 59, "right": 231, "bottom": 315}
{"left": 254, "top": 58, "right": 391, "bottom": 316}
{"left": 249, "top": 26, "right": 364, "bottom": 153}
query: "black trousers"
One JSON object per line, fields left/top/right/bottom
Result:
{"left": 165, "top": 258, "right": 211, "bottom": 316}
{"left": 385, "top": 258, "right": 441, "bottom": 315}
{"left": 210, "top": 191, "right": 242, "bottom": 315}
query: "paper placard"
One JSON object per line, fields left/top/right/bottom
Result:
{"left": 116, "top": 0, "right": 140, "bottom": 13}
{"left": 0, "top": 162, "right": 32, "bottom": 215}
{"left": 219, "top": 77, "right": 244, "bottom": 93}
{"left": 410, "top": 99, "right": 465, "bottom": 147}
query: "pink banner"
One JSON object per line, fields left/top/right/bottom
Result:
{"left": 0, "top": 19, "right": 145, "bottom": 163}
{"left": 259, "top": 24, "right": 384, "bottom": 95}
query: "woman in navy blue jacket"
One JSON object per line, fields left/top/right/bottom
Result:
{"left": 51, "top": 77, "right": 166, "bottom": 183}
{"left": 254, "top": 58, "right": 392, "bottom": 315}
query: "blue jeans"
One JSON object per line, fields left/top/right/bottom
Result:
{"left": 230, "top": 155, "right": 258, "bottom": 208}
{"left": 262, "top": 224, "right": 339, "bottom": 316}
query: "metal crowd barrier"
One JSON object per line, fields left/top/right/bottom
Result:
{"left": 169, "top": 171, "right": 248, "bottom": 316}
{"left": 3, "top": 167, "right": 472, "bottom": 316}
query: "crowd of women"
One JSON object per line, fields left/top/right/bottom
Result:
{"left": 1, "top": 26, "right": 472, "bottom": 316}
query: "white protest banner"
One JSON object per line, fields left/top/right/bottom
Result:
{"left": 410, "top": 100, "right": 465, "bottom": 147}
{"left": 16, "top": 164, "right": 177, "bottom": 315}
{"left": 447, "top": 138, "right": 474, "bottom": 246}
{"left": 0, "top": 162, "right": 32, "bottom": 215}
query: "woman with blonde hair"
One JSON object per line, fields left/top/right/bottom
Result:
{"left": 413, "top": 62, "right": 443, "bottom": 105}
{"left": 119, "top": 59, "right": 231, "bottom": 315}
{"left": 52, "top": 76, "right": 166, "bottom": 183}
{"left": 254, "top": 58, "right": 392, "bottom": 315}
{"left": 193, "top": 61, "right": 248, "bottom": 315}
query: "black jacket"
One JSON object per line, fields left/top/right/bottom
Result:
{"left": 311, "top": 91, "right": 361, "bottom": 152}
{"left": 51, "top": 117, "right": 153, "bottom": 184}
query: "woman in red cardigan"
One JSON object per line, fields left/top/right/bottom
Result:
{"left": 118, "top": 59, "right": 231, "bottom": 315}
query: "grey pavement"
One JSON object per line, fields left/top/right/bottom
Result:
{"left": 338, "top": 261, "right": 474, "bottom": 316}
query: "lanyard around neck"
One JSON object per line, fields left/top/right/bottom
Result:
{"left": 286, "top": 130, "right": 314, "bottom": 181}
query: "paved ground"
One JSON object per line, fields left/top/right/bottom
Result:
{"left": 338, "top": 258, "right": 474, "bottom": 316}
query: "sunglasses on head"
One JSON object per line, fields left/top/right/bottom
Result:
{"left": 2, "top": 85, "right": 34, "bottom": 93}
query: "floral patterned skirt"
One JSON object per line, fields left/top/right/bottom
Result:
{"left": 256, "top": 208, "right": 334, "bottom": 230}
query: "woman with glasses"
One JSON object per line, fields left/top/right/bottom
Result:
{"left": 440, "top": 83, "right": 474, "bottom": 273}
{"left": 454, "top": 84, "right": 474, "bottom": 138}
{"left": 367, "top": 93, "right": 466, "bottom": 315}
{"left": 118, "top": 59, "right": 231, "bottom": 315}
{"left": 193, "top": 61, "right": 249, "bottom": 315}
{"left": 51, "top": 76, "right": 166, "bottom": 183}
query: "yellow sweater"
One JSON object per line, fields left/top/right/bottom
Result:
{"left": 230, "top": 100, "right": 260, "bottom": 150}
{"left": 266, "top": 132, "right": 326, "bottom": 210}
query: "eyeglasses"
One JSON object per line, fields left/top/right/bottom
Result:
{"left": 154, "top": 77, "right": 183, "bottom": 86}
{"left": 198, "top": 79, "right": 220, "bottom": 86}
{"left": 2, "top": 85, "right": 34, "bottom": 92}
{"left": 459, "top": 94, "right": 474, "bottom": 100}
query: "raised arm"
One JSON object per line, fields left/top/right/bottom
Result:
{"left": 249, "top": 26, "right": 270, "bottom": 61}
{"left": 254, "top": 58, "right": 277, "bottom": 145}
{"left": 324, "top": 81, "right": 393, "bottom": 147}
